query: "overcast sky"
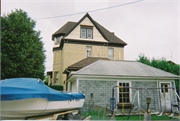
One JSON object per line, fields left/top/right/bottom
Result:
{"left": 2, "top": 0, "right": 180, "bottom": 73}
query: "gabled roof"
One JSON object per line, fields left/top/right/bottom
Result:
{"left": 63, "top": 57, "right": 110, "bottom": 74}
{"left": 52, "top": 13, "right": 127, "bottom": 45}
{"left": 52, "top": 22, "right": 77, "bottom": 40}
{"left": 71, "top": 60, "right": 179, "bottom": 79}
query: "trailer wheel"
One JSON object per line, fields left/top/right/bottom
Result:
{"left": 56, "top": 115, "right": 63, "bottom": 120}
{"left": 64, "top": 113, "right": 73, "bottom": 120}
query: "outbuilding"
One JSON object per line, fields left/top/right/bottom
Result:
{"left": 65, "top": 59, "right": 179, "bottom": 114}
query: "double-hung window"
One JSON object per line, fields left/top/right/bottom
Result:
{"left": 108, "top": 48, "right": 114, "bottom": 60}
{"left": 55, "top": 72, "right": 59, "bottom": 84}
{"left": 86, "top": 46, "right": 92, "bottom": 57}
{"left": 81, "top": 26, "right": 93, "bottom": 39}
{"left": 161, "top": 83, "right": 169, "bottom": 93}
{"left": 119, "top": 82, "right": 130, "bottom": 103}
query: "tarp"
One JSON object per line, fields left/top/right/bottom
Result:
{"left": 0, "top": 78, "right": 85, "bottom": 101}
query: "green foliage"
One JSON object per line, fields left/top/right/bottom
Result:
{"left": 137, "top": 54, "right": 151, "bottom": 65}
{"left": 137, "top": 54, "right": 179, "bottom": 91}
{"left": 82, "top": 110, "right": 177, "bottom": 120}
{"left": 82, "top": 110, "right": 110, "bottom": 120}
{"left": 1, "top": 9, "right": 46, "bottom": 80}
{"left": 115, "top": 115, "right": 178, "bottom": 120}
{"left": 44, "top": 76, "right": 49, "bottom": 85}
{"left": 48, "top": 85, "right": 64, "bottom": 91}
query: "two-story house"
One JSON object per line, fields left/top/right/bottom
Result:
{"left": 51, "top": 13, "right": 127, "bottom": 89}
{"left": 51, "top": 13, "right": 179, "bottom": 114}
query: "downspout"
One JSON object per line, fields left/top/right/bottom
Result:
{"left": 65, "top": 68, "right": 70, "bottom": 92}
{"left": 156, "top": 80, "right": 161, "bottom": 113}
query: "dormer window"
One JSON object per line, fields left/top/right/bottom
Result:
{"left": 55, "top": 36, "right": 61, "bottom": 45}
{"left": 80, "top": 26, "right": 93, "bottom": 39}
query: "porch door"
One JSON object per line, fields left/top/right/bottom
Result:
{"left": 160, "top": 82, "right": 171, "bottom": 113}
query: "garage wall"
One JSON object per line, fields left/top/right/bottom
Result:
{"left": 78, "top": 80, "right": 117, "bottom": 113}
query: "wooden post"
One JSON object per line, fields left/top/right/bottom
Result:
{"left": 89, "top": 100, "right": 93, "bottom": 112}
{"left": 97, "top": 106, "right": 100, "bottom": 116}
{"left": 103, "top": 104, "right": 108, "bottom": 117}
{"left": 111, "top": 107, "right": 117, "bottom": 121}
{"left": 144, "top": 113, "right": 151, "bottom": 121}
{"left": 137, "top": 89, "right": 141, "bottom": 120}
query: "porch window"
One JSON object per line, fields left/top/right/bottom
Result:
{"left": 119, "top": 82, "right": 130, "bottom": 103}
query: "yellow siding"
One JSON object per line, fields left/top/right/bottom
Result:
{"left": 64, "top": 17, "right": 108, "bottom": 42}
{"left": 52, "top": 42, "right": 124, "bottom": 89}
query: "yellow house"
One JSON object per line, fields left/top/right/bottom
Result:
{"left": 52, "top": 13, "right": 127, "bottom": 89}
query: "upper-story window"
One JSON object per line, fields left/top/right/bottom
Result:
{"left": 86, "top": 46, "right": 92, "bottom": 57}
{"left": 55, "top": 72, "right": 59, "bottom": 84}
{"left": 108, "top": 48, "right": 114, "bottom": 60}
{"left": 81, "top": 26, "right": 93, "bottom": 39}
{"left": 55, "top": 36, "right": 61, "bottom": 45}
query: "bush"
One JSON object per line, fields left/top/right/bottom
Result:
{"left": 44, "top": 76, "right": 49, "bottom": 85}
{"left": 49, "top": 85, "right": 64, "bottom": 91}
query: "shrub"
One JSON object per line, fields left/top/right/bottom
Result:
{"left": 44, "top": 76, "right": 49, "bottom": 85}
{"left": 49, "top": 85, "right": 64, "bottom": 91}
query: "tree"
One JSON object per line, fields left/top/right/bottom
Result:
{"left": 1, "top": 9, "right": 46, "bottom": 80}
{"left": 137, "top": 54, "right": 179, "bottom": 93}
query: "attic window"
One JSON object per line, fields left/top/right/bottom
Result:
{"left": 80, "top": 26, "right": 93, "bottom": 39}
{"left": 55, "top": 36, "right": 61, "bottom": 45}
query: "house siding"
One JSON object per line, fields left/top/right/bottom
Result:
{"left": 77, "top": 79, "right": 178, "bottom": 114}
{"left": 78, "top": 80, "right": 117, "bottom": 113}
{"left": 64, "top": 17, "right": 107, "bottom": 42}
{"left": 52, "top": 42, "right": 124, "bottom": 88}
{"left": 128, "top": 81, "right": 160, "bottom": 114}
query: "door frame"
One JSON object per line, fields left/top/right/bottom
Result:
{"left": 159, "top": 81, "right": 172, "bottom": 112}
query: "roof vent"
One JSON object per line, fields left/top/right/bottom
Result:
{"left": 111, "top": 32, "right": 115, "bottom": 35}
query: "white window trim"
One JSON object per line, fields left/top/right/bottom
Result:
{"left": 119, "top": 51, "right": 121, "bottom": 60}
{"left": 87, "top": 29, "right": 92, "bottom": 39}
{"left": 81, "top": 28, "right": 86, "bottom": 38}
{"left": 55, "top": 72, "right": 59, "bottom": 84}
{"left": 117, "top": 81, "right": 132, "bottom": 103}
{"left": 81, "top": 27, "right": 93, "bottom": 39}
{"left": 108, "top": 48, "right": 114, "bottom": 60}
{"left": 76, "top": 79, "right": 79, "bottom": 93}
{"left": 159, "top": 81, "right": 172, "bottom": 94}
{"left": 86, "top": 46, "right": 92, "bottom": 57}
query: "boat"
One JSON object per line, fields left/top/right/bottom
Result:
{"left": 0, "top": 78, "right": 85, "bottom": 120}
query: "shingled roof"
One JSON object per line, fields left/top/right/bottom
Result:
{"left": 71, "top": 60, "right": 179, "bottom": 79}
{"left": 63, "top": 57, "right": 110, "bottom": 74}
{"left": 52, "top": 22, "right": 77, "bottom": 40}
{"left": 52, "top": 13, "right": 127, "bottom": 46}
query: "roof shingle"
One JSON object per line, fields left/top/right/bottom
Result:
{"left": 63, "top": 57, "right": 110, "bottom": 73}
{"left": 52, "top": 13, "right": 127, "bottom": 45}
{"left": 72, "top": 60, "right": 179, "bottom": 78}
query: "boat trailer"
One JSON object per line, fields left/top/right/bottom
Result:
{"left": 26, "top": 110, "right": 91, "bottom": 120}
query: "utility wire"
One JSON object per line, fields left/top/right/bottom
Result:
{"left": 35, "top": 0, "right": 144, "bottom": 20}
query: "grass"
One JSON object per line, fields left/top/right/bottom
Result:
{"left": 115, "top": 115, "right": 178, "bottom": 120}
{"left": 82, "top": 110, "right": 178, "bottom": 120}
{"left": 82, "top": 110, "right": 111, "bottom": 120}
